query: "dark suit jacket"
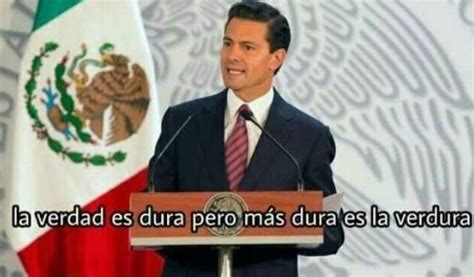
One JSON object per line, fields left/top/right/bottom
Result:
{"left": 149, "top": 89, "right": 344, "bottom": 277}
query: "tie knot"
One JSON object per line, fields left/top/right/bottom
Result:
{"left": 239, "top": 104, "right": 250, "bottom": 113}
{"left": 238, "top": 104, "right": 252, "bottom": 120}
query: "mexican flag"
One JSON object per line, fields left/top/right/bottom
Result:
{"left": 5, "top": 0, "right": 163, "bottom": 275}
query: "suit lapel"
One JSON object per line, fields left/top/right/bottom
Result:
{"left": 197, "top": 90, "right": 229, "bottom": 191}
{"left": 239, "top": 91, "right": 293, "bottom": 191}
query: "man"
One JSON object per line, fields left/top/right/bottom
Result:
{"left": 149, "top": 2, "right": 344, "bottom": 276}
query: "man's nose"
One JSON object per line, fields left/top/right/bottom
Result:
{"left": 226, "top": 45, "right": 242, "bottom": 62}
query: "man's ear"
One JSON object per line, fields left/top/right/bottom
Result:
{"left": 270, "top": 49, "right": 287, "bottom": 72}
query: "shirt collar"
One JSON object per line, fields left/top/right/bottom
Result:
{"left": 227, "top": 87, "right": 275, "bottom": 124}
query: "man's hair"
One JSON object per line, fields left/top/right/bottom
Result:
{"left": 224, "top": 1, "right": 291, "bottom": 74}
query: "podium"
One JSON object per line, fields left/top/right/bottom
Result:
{"left": 130, "top": 191, "right": 323, "bottom": 277}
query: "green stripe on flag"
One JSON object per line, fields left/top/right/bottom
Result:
{"left": 33, "top": 0, "right": 82, "bottom": 31}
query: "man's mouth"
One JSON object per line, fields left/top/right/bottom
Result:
{"left": 227, "top": 68, "right": 245, "bottom": 75}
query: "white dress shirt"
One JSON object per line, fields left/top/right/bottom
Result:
{"left": 224, "top": 87, "right": 274, "bottom": 165}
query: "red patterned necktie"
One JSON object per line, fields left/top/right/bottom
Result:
{"left": 225, "top": 104, "right": 250, "bottom": 191}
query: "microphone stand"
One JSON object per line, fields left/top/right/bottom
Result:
{"left": 239, "top": 109, "right": 305, "bottom": 192}
{"left": 214, "top": 110, "right": 307, "bottom": 277}
{"left": 148, "top": 112, "right": 197, "bottom": 192}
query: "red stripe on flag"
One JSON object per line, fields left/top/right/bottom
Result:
{"left": 18, "top": 168, "right": 164, "bottom": 277}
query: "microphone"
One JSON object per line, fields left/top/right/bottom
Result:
{"left": 239, "top": 109, "right": 305, "bottom": 191}
{"left": 148, "top": 112, "right": 198, "bottom": 192}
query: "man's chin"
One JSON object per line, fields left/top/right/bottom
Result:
{"left": 224, "top": 83, "right": 245, "bottom": 92}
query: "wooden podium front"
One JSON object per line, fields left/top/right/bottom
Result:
{"left": 130, "top": 191, "right": 323, "bottom": 248}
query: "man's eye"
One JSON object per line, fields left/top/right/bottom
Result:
{"left": 223, "top": 41, "right": 231, "bottom": 47}
{"left": 244, "top": 45, "right": 254, "bottom": 51}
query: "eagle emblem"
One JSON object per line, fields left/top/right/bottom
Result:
{"left": 24, "top": 42, "right": 150, "bottom": 166}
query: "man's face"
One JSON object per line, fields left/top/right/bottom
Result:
{"left": 220, "top": 18, "right": 284, "bottom": 97}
